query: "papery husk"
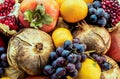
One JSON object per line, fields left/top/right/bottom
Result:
{"left": 73, "top": 21, "right": 111, "bottom": 54}
{"left": 107, "top": 22, "right": 120, "bottom": 32}
{"left": 100, "top": 55, "right": 120, "bottom": 79}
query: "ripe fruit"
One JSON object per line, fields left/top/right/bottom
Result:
{"left": 18, "top": 0, "right": 59, "bottom": 32}
{"left": 73, "top": 22, "right": 111, "bottom": 54}
{"left": 107, "top": 24, "right": 120, "bottom": 62}
{"left": 60, "top": 0, "right": 88, "bottom": 23}
{"left": 52, "top": 28, "right": 73, "bottom": 48}
{"left": 101, "top": 0, "right": 120, "bottom": 25}
{"left": 7, "top": 28, "right": 54, "bottom": 76}
{"left": 78, "top": 58, "right": 101, "bottom": 79}
{"left": 56, "top": 0, "right": 65, "bottom": 7}
{"left": 84, "top": 0, "right": 93, "bottom": 4}
{"left": 26, "top": 76, "right": 48, "bottom": 79}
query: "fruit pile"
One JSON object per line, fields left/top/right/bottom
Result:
{"left": 0, "top": 0, "right": 120, "bottom": 79}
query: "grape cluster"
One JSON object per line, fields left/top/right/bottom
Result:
{"left": 91, "top": 53, "right": 111, "bottom": 71}
{"left": 0, "top": 47, "right": 9, "bottom": 77}
{"left": 43, "top": 38, "right": 87, "bottom": 79}
{"left": 86, "top": 0, "right": 110, "bottom": 27}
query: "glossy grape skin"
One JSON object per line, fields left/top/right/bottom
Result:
{"left": 43, "top": 65, "right": 54, "bottom": 75}
{"left": 55, "top": 67, "right": 66, "bottom": 78}
{"left": 101, "top": 62, "right": 111, "bottom": 70}
{"left": 69, "top": 69, "right": 78, "bottom": 77}
{"left": 50, "top": 52, "right": 58, "bottom": 60}
{"left": 0, "top": 53, "right": 7, "bottom": 61}
{"left": 0, "top": 67, "right": 4, "bottom": 77}
{"left": 56, "top": 47, "right": 64, "bottom": 56}
{"left": 0, "top": 47, "right": 5, "bottom": 53}
{"left": 1, "top": 61, "right": 9, "bottom": 68}
{"left": 64, "top": 40, "right": 72, "bottom": 50}
{"left": 93, "top": 1, "right": 102, "bottom": 8}
{"left": 97, "top": 17, "right": 107, "bottom": 26}
{"left": 61, "top": 50, "right": 70, "bottom": 57}
{"left": 73, "top": 43, "right": 85, "bottom": 53}
{"left": 51, "top": 73, "right": 58, "bottom": 79}
{"left": 75, "top": 61, "right": 81, "bottom": 70}
{"left": 89, "top": 14, "right": 98, "bottom": 23}
{"left": 66, "top": 63, "right": 76, "bottom": 73}
{"left": 67, "top": 53, "right": 77, "bottom": 63}
{"left": 72, "top": 38, "right": 80, "bottom": 44}
{"left": 88, "top": 8, "right": 96, "bottom": 15}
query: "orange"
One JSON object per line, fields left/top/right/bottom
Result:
{"left": 60, "top": 0, "right": 88, "bottom": 23}
{"left": 52, "top": 28, "right": 73, "bottom": 48}
{"left": 84, "top": 0, "right": 93, "bottom": 3}
{"left": 56, "top": 0, "right": 65, "bottom": 7}
{"left": 78, "top": 58, "right": 101, "bottom": 79}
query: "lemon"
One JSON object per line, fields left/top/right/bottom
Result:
{"left": 78, "top": 58, "right": 101, "bottom": 79}
{"left": 52, "top": 28, "right": 73, "bottom": 48}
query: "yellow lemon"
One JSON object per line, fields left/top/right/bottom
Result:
{"left": 60, "top": 0, "right": 88, "bottom": 23}
{"left": 1, "top": 77, "right": 10, "bottom": 79}
{"left": 56, "top": 0, "right": 65, "bottom": 7}
{"left": 84, "top": 0, "right": 93, "bottom": 3}
{"left": 52, "top": 28, "right": 73, "bottom": 48}
{"left": 78, "top": 58, "right": 101, "bottom": 79}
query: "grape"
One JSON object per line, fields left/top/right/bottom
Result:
{"left": 50, "top": 52, "right": 58, "bottom": 60}
{"left": 56, "top": 47, "right": 64, "bottom": 56}
{"left": 88, "top": 3, "right": 93, "bottom": 8}
{"left": 73, "top": 43, "right": 85, "bottom": 53}
{"left": 66, "top": 63, "right": 76, "bottom": 73}
{"left": 81, "top": 54, "right": 87, "bottom": 62}
{"left": 72, "top": 38, "right": 80, "bottom": 44}
{"left": 93, "top": 1, "right": 101, "bottom": 8}
{"left": 75, "top": 61, "right": 81, "bottom": 70}
{"left": 96, "top": 8, "right": 105, "bottom": 17}
{"left": 91, "top": 53, "right": 99, "bottom": 59}
{"left": 43, "top": 65, "right": 54, "bottom": 75}
{"left": 61, "top": 50, "right": 70, "bottom": 57}
{"left": 1, "top": 61, "right": 9, "bottom": 68}
{"left": 104, "top": 12, "right": 110, "bottom": 20}
{"left": 101, "top": 62, "right": 111, "bottom": 70}
{"left": 69, "top": 69, "right": 78, "bottom": 77}
{"left": 64, "top": 40, "right": 72, "bottom": 50}
{"left": 51, "top": 73, "right": 58, "bottom": 79}
{"left": 100, "top": 56, "right": 106, "bottom": 63}
{"left": 95, "top": 56, "right": 103, "bottom": 64}
{"left": 89, "top": 14, "right": 98, "bottom": 23}
{"left": 0, "top": 53, "right": 7, "bottom": 61}
{"left": 77, "top": 54, "right": 81, "bottom": 61}
{"left": 52, "top": 60, "right": 57, "bottom": 68}
{"left": 52, "top": 57, "right": 66, "bottom": 67}
{"left": 55, "top": 67, "right": 66, "bottom": 78}
{"left": 88, "top": 7, "right": 96, "bottom": 15}
{"left": 67, "top": 53, "right": 77, "bottom": 63}
{"left": 0, "top": 67, "right": 4, "bottom": 77}
{"left": 0, "top": 47, "right": 5, "bottom": 53}
{"left": 97, "top": 17, "right": 107, "bottom": 26}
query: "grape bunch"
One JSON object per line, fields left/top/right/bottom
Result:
{"left": 91, "top": 53, "right": 111, "bottom": 71}
{"left": 0, "top": 47, "right": 9, "bottom": 77}
{"left": 43, "top": 38, "right": 87, "bottom": 79}
{"left": 86, "top": 0, "right": 111, "bottom": 27}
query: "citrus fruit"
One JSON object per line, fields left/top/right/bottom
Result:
{"left": 56, "top": 0, "right": 65, "bottom": 7}
{"left": 1, "top": 77, "right": 10, "bottom": 79}
{"left": 84, "top": 0, "right": 93, "bottom": 3}
{"left": 60, "top": 0, "right": 88, "bottom": 23}
{"left": 52, "top": 28, "right": 73, "bottom": 48}
{"left": 78, "top": 58, "right": 101, "bottom": 79}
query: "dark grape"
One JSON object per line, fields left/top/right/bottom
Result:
{"left": 93, "top": 1, "right": 102, "bottom": 8}
{"left": 101, "top": 62, "right": 112, "bottom": 70}
{"left": 88, "top": 3, "right": 93, "bottom": 8}
{"left": 51, "top": 73, "right": 58, "bottom": 79}
{"left": 89, "top": 14, "right": 98, "bottom": 23}
{"left": 1, "top": 61, "right": 9, "bottom": 68}
{"left": 104, "top": 12, "right": 110, "bottom": 20}
{"left": 75, "top": 61, "right": 81, "bottom": 70}
{"left": 73, "top": 43, "right": 85, "bottom": 53}
{"left": 77, "top": 54, "right": 81, "bottom": 61}
{"left": 66, "top": 63, "right": 76, "bottom": 73}
{"left": 88, "top": 8, "right": 96, "bottom": 15}
{"left": 69, "top": 69, "right": 78, "bottom": 77}
{"left": 81, "top": 54, "right": 87, "bottom": 62}
{"left": 56, "top": 47, "right": 64, "bottom": 56}
{"left": 67, "top": 53, "right": 77, "bottom": 63}
{"left": 50, "top": 52, "right": 58, "bottom": 60}
{"left": 43, "top": 65, "right": 54, "bottom": 75}
{"left": 55, "top": 67, "right": 66, "bottom": 78}
{"left": 64, "top": 40, "right": 72, "bottom": 50}
{"left": 96, "top": 8, "right": 105, "bottom": 17}
{"left": 53, "top": 57, "right": 66, "bottom": 67}
{"left": 61, "top": 50, "right": 70, "bottom": 57}
{"left": 97, "top": 17, "right": 107, "bottom": 26}
{"left": 0, "top": 53, "right": 7, "bottom": 61}
{"left": 91, "top": 53, "right": 99, "bottom": 59}
{"left": 0, "top": 67, "right": 4, "bottom": 77}
{"left": 0, "top": 47, "right": 5, "bottom": 53}
{"left": 95, "top": 56, "right": 103, "bottom": 64}
{"left": 72, "top": 38, "right": 80, "bottom": 44}
{"left": 52, "top": 60, "right": 57, "bottom": 68}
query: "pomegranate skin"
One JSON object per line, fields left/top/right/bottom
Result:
{"left": 107, "top": 24, "right": 120, "bottom": 62}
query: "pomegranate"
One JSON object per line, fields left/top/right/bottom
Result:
{"left": 107, "top": 23, "right": 120, "bottom": 62}
{"left": 73, "top": 22, "right": 111, "bottom": 54}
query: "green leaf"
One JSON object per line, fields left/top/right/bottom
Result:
{"left": 30, "top": 20, "right": 43, "bottom": 28}
{"left": 35, "top": 4, "right": 45, "bottom": 15}
{"left": 41, "top": 14, "right": 53, "bottom": 24}
{"left": 24, "top": 10, "right": 33, "bottom": 22}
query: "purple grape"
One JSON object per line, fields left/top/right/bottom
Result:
{"left": 0, "top": 53, "right": 7, "bottom": 61}
{"left": 81, "top": 54, "right": 87, "bottom": 62}
{"left": 43, "top": 65, "right": 54, "bottom": 75}
{"left": 67, "top": 53, "right": 77, "bottom": 63}
{"left": 52, "top": 57, "right": 66, "bottom": 68}
{"left": 61, "top": 50, "right": 70, "bottom": 57}
{"left": 55, "top": 67, "right": 66, "bottom": 78}
{"left": 50, "top": 52, "right": 58, "bottom": 60}
{"left": 91, "top": 53, "right": 99, "bottom": 59}
{"left": 1, "top": 61, "right": 9, "bottom": 68}
{"left": 93, "top": 1, "right": 102, "bottom": 8}
{"left": 77, "top": 54, "right": 81, "bottom": 61}
{"left": 0, "top": 47, "right": 5, "bottom": 53}
{"left": 88, "top": 3, "right": 93, "bottom": 8}
{"left": 64, "top": 40, "right": 72, "bottom": 50}
{"left": 97, "top": 17, "right": 107, "bottom": 26}
{"left": 96, "top": 8, "right": 105, "bottom": 17}
{"left": 89, "top": 14, "right": 98, "bottom": 23}
{"left": 69, "top": 69, "right": 78, "bottom": 77}
{"left": 56, "top": 47, "right": 64, "bottom": 56}
{"left": 88, "top": 7, "right": 96, "bottom": 15}
{"left": 72, "top": 38, "right": 80, "bottom": 44}
{"left": 104, "top": 12, "right": 110, "bottom": 20}
{"left": 101, "top": 62, "right": 111, "bottom": 70}
{"left": 66, "top": 63, "right": 76, "bottom": 73}
{"left": 95, "top": 56, "right": 103, "bottom": 64}
{"left": 75, "top": 61, "right": 81, "bottom": 70}
{"left": 100, "top": 56, "right": 106, "bottom": 63}
{"left": 0, "top": 67, "right": 4, "bottom": 77}
{"left": 73, "top": 43, "right": 85, "bottom": 53}
{"left": 51, "top": 73, "right": 58, "bottom": 79}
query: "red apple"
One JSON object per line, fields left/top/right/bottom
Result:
{"left": 107, "top": 24, "right": 120, "bottom": 62}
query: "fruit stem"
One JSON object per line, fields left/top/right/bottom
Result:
{"left": 77, "top": 21, "right": 90, "bottom": 31}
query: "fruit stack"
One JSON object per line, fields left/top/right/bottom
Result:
{"left": 0, "top": 0, "right": 120, "bottom": 79}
